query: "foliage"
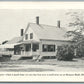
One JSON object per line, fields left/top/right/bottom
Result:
{"left": 66, "top": 10, "right": 84, "bottom": 43}
{"left": 56, "top": 45, "right": 74, "bottom": 61}
{"left": 76, "top": 44, "right": 84, "bottom": 57}
{"left": 65, "top": 10, "right": 84, "bottom": 57}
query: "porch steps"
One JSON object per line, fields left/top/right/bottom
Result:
{"left": 35, "top": 55, "right": 43, "bottom": 61}
{"left": 11, "top": 55, "right": 21, "bottom": 60}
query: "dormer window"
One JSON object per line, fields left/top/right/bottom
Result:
{"left": 30, "top": 33, "right": 33, "bottom": 39}
{"left": 25, "top": 34, "right": 28, "bottom": 40}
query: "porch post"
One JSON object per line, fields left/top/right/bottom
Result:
{"left": 55, "top": 45, "right": 58, "bottom": 56}
{"left": 31, "top": 43, "right": 33, "bottom": 56}
{"left": 39, "top": 42, "right": 42, "bottom": 55}
{"left": 24, "top": 44, "right": 26, "bottom": 55}
{"left": 37, "top": 42, "right": 42, "bottom": 60}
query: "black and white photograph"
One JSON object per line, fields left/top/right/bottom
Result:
{"left": 0, "top": 7, "right": 84, "bottom": 72}
{"left": 0, "top": 1, "right": 84, "bottom": 82}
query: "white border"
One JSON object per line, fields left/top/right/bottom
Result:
{"left": 0, "top": 2, "right": 84, "bottom": 9}
{"left": 0, "top": 1, "right": 84, "bottom": 82}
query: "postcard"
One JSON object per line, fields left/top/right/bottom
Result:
{"left": 0, "top": 1, "right": 83, "bottom": 82}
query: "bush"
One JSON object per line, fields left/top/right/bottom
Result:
{"left": 76, "top": 44, "right": 84, "bottom": 57}
{"left": 56, "top": 45, "right": 74, "bottom": 61}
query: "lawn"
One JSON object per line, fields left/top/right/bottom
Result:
{"left": 0, "top": 58, "right": 84, "bottom": 72}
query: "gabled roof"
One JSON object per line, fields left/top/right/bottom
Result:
{"left": 6, "top": 37, "right": 23, "bottom": 44}
{"left": 25, "top": 23, "right": 72, "bottom": 41}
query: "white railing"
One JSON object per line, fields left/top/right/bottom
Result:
{"left": 21, "top": 50, "right": 40, "bottom": 57}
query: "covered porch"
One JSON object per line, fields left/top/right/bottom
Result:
{"left": 0, "top": 43, "right": 20, "bottom": 56}
{"left": 14, "top": 40, "right": 40, "bottom": 58}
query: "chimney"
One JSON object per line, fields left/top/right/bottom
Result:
{"left": 36, "top": 16, "right": 39, "bottom": 25}
{"left": 57, "top": 20, "right": 60, "bottom": 28}
{"left": 21, "top": 29, "right": 24, "bottom": 36}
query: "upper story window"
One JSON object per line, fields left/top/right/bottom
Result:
{"left": 25, "top": 34, "right": 28, "bottom": 40}
{"left": 30, "top": 33, "right": 33, "bottom": 39}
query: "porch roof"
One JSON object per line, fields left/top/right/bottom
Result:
{"left": 6, "top": 36, "right": 23, "bottom": 44}
{"left": 21, "top": 40, "right": 40, "bottom": 44}
{"left": 14, "top": 40, "right": 40, "bottom": 46}
{"left": 0, "top": 43, "right": 21, "bottom": 48}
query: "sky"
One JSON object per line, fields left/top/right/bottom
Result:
{"left": 0, "top": 9, "right": 72, "bottom": 44}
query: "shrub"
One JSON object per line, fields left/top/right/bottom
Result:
{"left": 76, "top": 44, "right": 84, "bottom": 57}
{"left": 56, "top": 45, "right": 74, "bottom": 61}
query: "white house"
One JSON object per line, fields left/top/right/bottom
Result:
{"left": 13, "top": 16, "right": 74, "bottom": 60}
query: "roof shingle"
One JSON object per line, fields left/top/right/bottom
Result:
{"left": 27, "top": 23, "right": 72, "bottom": 41}
{"left": 6, "top": 37, "right": 23, "bottom": 44}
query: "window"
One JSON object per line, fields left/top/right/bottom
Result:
{"left": 48, "top": 45, "right": 55, "bottom": 52}
{"left": 32, "top": 44, "right": 39, "bottom": 52}
{"left": 30, "top": 33, "right": 33, "bottom": 39}
{"left": 42, "top": 44, "right": 55, "bottom": 52}
{"left": 25, "top": 44, "right": 31, "bottom": 51}
{"left": 25, "top": 34, "right": 28, "bottom": 40}
{"left": 42, "top": 45, "right": 48, "bottom": 52}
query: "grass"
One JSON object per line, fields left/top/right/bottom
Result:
{"left": 0, "top": 58, "right": 84, "bottom": 72}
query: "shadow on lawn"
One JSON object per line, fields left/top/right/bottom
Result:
{"left": 57, "top": 58, "right": 78, "bottom": 62}
{"left": 64, "top": 59, "right": 78, "bottom": 62}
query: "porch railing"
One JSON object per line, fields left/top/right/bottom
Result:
{"left": 21, "top": 50, "right": 40, "bottom": 57}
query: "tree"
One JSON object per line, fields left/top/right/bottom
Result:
{"left": 66, "top": 10, "right": 84, "bottom": 57}
{"left": 66, "top": 10, "right": 84, "bottom": 43}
